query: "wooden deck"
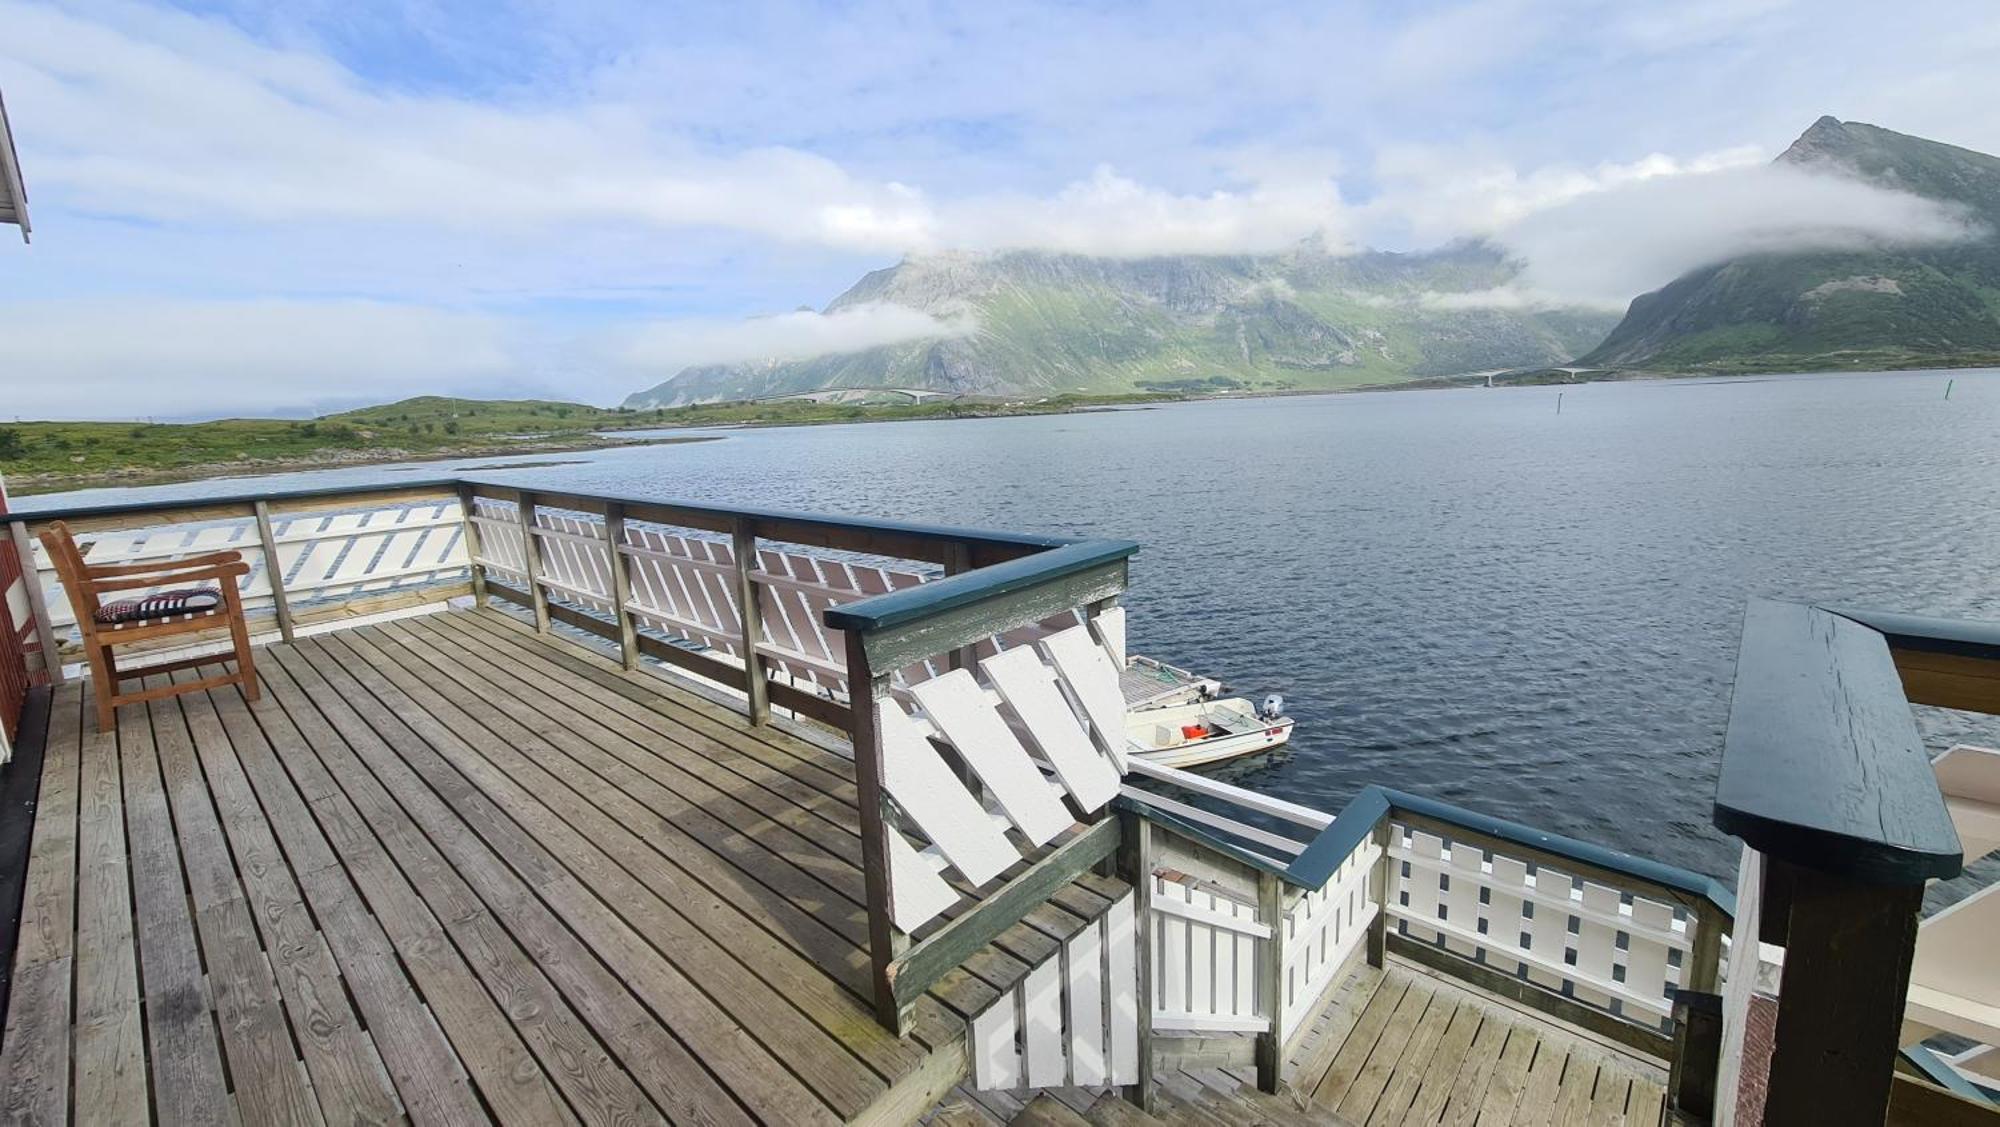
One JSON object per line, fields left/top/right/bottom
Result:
{"left": 0, "top": 607, "right": 1130, "bottom": 1125}
{"left": 923, "top": 955, "right": 1667, "bottom": 1125}
{"left": 1292, "top": 960, "right": 1667, "bottom": 1126}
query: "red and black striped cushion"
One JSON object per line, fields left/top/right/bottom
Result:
{"left": 94, "top": 586, "right": 224, "bottom": 626}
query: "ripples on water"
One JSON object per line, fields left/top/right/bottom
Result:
{"left": 43, "top": 370, "right": 2000, "bottom": 880}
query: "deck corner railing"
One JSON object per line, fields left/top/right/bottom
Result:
{"left": 1118, "top": 763, "right": 1736, "bottom": 1094}
{"left": 826, "top": 534, "right": 1141, "bottom": 1034}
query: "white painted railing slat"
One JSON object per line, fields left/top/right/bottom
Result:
{"left": 983, "top": 645, "right": 1122, "bottom": 813}
{"left": 877, "top": 700, "right": 1019, "bottom": 888}
{"left": 909, "top": 669, "right": 1074, "bottom": 848}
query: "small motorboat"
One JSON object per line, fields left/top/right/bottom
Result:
{"left": 1123, "top": 654, "right": 1295, "bottom": 768}
{"left": 1126, "top": 695, "right": 1295, "bottom": 768}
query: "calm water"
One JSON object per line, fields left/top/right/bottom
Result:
{"left": 26, "top": 370, "right": 2000, "bottom": 881}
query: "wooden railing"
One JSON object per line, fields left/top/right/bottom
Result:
{"left": 1712, "top": 601, "right": 1989, "bottom": 1125}
{"left": 823, "top": 537, "right": 1141, "bottom": 1033}
{"left": 1119, "top": 762, "right": 1736, "bottom": 1093}
{"left": 8, "top": 482, "right": 478, "bottom": 679}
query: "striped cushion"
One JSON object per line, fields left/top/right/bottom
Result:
{"left": 94, "top": 586, "right": 224, "bottom": 627}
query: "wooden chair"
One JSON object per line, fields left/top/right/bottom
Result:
{"left": 39, "top": 520, "right": 259, "bottom": 730}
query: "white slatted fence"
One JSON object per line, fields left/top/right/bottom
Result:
{"left": 970, "top": 891, "right": 1142, "bottom": 1090}
{"left": 467, "top": 495, "right": 1087, "bottom": 706}
{"left": 1150, "top": 875, "right": 1267, "bottom": 1033}
{"left": 29, "top": 492, "right": 470, "bottom": 665}
{"left": 1386, "top": 819, "right": 1689, "bottom": 1024}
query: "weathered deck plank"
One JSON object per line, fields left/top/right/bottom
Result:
{"left": 72, "top": 682, "right": 148, "bottom": 1124}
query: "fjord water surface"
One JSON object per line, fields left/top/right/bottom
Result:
{"left": 47, "top": 370, "right": 2000, "bottom": 879}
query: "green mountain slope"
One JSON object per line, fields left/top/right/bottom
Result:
{"left": 625, "top": 243, "right": 1618, "bottom": 406}
{"left": 1582, "top": 118, "right": 2000, "bottom": 372}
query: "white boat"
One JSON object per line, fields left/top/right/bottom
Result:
{"left": 1126, "top": 696, "right": 1295, "bottom": 768}
{"left": 1122, "top": 654, "right": 1295, "bottom": 768}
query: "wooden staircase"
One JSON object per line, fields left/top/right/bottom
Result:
{"left": 930, "top": 1066, "right": 1329, "bottom": 1126}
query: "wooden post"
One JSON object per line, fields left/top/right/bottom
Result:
{"left": 1255, "top": 869, "right": 1285, "bottom": 1094}
{"left": 514, "top": 492, "right": 550, "bottom": 633}
{"left": 845, "top": 628, "right": 909, "bottom": 1034}
{"left": 1118, "top": 813, "right": 1157, "bottom": 1113}
{"left": 941, "top": 541, "right": 979, "bottom": 673}
{"left": 1366, "top": 819, "right": 1392, "bottom": 968}
{"left": 1668, "top": 991, "right": 1722, "bottom": 1120}
{"left": 252, "top": 501, "right": 295, "bottom": 644}
{"left": 1686, "top": 898, "right": 1725, "bottom": 995}
{"left": 604, "top": 502, "right": 637, "bottom": 671}
{"left": 732, "top": 517, "right": 770, "bottom": 726}
{"left": 455, "top": 484, "right": 487, "bottom": 607}
{"left": 1763, "top": 859, "right": 1926, "bottom": 1125}
{"left": 8, "top": 520, "right": 64, "bottom": 686}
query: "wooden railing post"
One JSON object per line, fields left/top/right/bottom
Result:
{"left": 8, "top": 520, "right": 63, "bottom": 686}
{"left": 456, "top": 484, "right": 487, "bottom": 607}
{"left": 514, "top": 492, "right": 550, "bottom": 633}
{"left": 1367, "top": 819, "right": 1392, "bottom": 968}
{"left": 844, "top": 628, "right": 909, "bottom": 1033}
{"left": 731, "top": 517, "right": 770, "bottom": 725}
{"left": 1255, "top": 869, "right": 1285, "bottom": 1093}
{"left": 1118, "top": 813, "right": 1157, "bottom": 1113}
{"left": 604, "top": 502, "right": 637, "bottom": 671}
{"left": 1686, "top": 898, "right": 1725, "bottom": 995}
{"left": 252, "top": 500, "right": 296, "bottom": 644}
{"left": 1764, "top": 859, "right": 1926, "bottom": 1125}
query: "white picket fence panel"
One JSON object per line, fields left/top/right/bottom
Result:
{"left": 971, "top": 891, "right": 1141, "bottom": 1090}
{"left": 1278, "top": 837, "right": 1381, "bottom": 1042}
{"left": 1151, "top": 875, "right": 1267, "bottom": 1033}
{"left": 1386, "top": 819, "right": 1688, "bottom": 1022}
{"left": 31, "top": 498, "right": 469, "bottom": 655}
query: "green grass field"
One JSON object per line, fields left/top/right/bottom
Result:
{"left": 0, "top": 392, "right": 1176, "bottom": 494}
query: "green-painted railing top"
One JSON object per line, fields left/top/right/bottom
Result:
{"left": 1715, "top": 599, "right": 1963, "bottom": 885}
{"left": 822, "top": 538, "right": 1139, "bottom": 634}
{"left": 1122, "top": 783, "right": 1735, "bottom": 918}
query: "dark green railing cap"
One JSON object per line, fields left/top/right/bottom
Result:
{"left": 1713, "top": 599, "right": 1962, "bottom": 885}
{"left": 824, "top": 538, "right": 1138, "bottom": 634}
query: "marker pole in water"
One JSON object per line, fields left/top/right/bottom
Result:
{"left": 1945, "top": 378, "right": 1954, "bottom": 400}
{"left": 1557, "top": 392, "right": 1564, "bottom": 414}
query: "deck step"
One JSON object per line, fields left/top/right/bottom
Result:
{"left": 1011, "top": 1092, "right": 1096, "bottom": 1126}
{"left": 1082, "top": 1091, "right": 1169, "bottom": 1126}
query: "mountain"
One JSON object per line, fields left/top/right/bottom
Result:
{"left": 624, "top": 242, "right": 1618, "bottom": 406}
{"left": 1582, "top": 118, "right": 2000, "bottom": 372}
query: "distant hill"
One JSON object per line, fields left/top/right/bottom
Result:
{"left": 1583, "top": 118, "right": 2000, "bottom": 372}
{"left": 624, "top": 243, "right": 1619, "bottom": 407}
{"left": 0, "top": 396, "right": 650, "bottom": 494}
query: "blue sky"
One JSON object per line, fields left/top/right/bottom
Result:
{"left": 3, "top": 0, "right": 1996, "bottom": 416}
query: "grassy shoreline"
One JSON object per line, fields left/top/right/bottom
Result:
{"left": 0, "top": 392, "right": 1178, "bottom": 496}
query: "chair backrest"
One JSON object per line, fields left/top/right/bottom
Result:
{"left": 37, "top": 521, "right": 100, "bottom": 620}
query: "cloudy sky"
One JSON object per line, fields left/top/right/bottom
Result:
{"left": 3, "top": 0, "right": 1996, "bottom": 416}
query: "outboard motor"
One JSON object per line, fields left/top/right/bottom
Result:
{"left": 1260, "top": 693, "right": 1286, "bottom": 721}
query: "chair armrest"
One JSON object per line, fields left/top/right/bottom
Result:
{"left": 83, "top": 550, "right": 246, "bottom": 577}
{"left": 90, "top": 561, "right": 251, "bottom": 594}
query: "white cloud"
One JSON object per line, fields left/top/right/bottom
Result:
{"left": 1371, "top": 145, "right": 1767, "bottom": 242}
{"left": 934, "top": 166, "right": 1349, "bottom": 257}
{"left": 0, "top": 299, "right": 516, "bottom": 418}
{"left": 613, "top": 302, "right": 976, "bottom": 374}
{"left": 1493, "top": 163, "right": 1982, "bottom": 306}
